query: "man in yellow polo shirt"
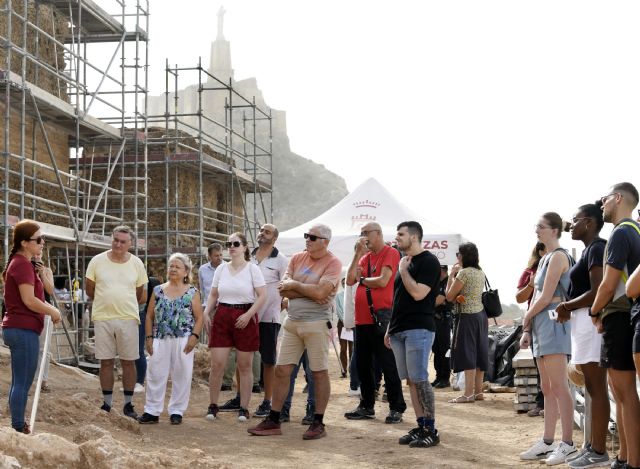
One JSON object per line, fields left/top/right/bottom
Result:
{"left": 86, "top": 226, "right": 148, "bottom": 419}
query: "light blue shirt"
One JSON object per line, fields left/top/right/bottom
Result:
{"left": 198, "top": 262, "right": 217, "bottom": 306}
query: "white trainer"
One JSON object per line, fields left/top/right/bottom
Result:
{"left": 545, "top": 441, "right": 577, "bottom": 466}
{"left": 519, "top": 439, "right": 556, "bottom": 460}
{"left": 134, "top": 383, "right": 145, "bottom": 394}
{"left": 347, "top": 388, "right": 361, "bottom": 397}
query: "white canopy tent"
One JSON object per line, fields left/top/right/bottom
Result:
{"left": 277, "top": 178, "right": 463, "bottom": 266}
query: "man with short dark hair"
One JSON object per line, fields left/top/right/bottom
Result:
{"left": 590, "top": 182, "right": 640, "bottom": 469}
{"left": 385, "top": 221, "right": 442, "bottom": 448}
{"left": 344, "top": 222, "right": 406, "bottom": 424}
{"left": 432, "top": 265, "right": 453, "bottom": 388}
{"left": 198, "top": 243, "right": 223, "bottom": 310}
{"left": 85, "top": 226, "right": 148, "bottom": 419}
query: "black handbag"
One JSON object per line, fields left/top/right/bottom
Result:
{"left": 482, "top": 276, "right": 503, "bottom": 319}
{"left": 365, "top": 257, "right": 391, "bottom": 336}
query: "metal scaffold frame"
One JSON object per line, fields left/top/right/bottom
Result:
{"left": 1, "top": 0, "right": 149, "bottom": 366}
{"left": 144, "top": 58, "right": 273, "bottom": 264}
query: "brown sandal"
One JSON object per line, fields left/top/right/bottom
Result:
{"left": 448, "top": 395, "right": 475, "bottom": 403}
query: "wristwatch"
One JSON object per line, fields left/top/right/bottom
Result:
{"left": 587, "top": 308, "right": 599, "bottom": 318}
{"left": 359, "top": 277, "right": 366, "bottom": 286}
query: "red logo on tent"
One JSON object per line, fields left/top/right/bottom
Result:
{"left": 353, "top": 200, "right": 380, "bottom": 209}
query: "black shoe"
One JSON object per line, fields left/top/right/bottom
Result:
{"left": 279, "top": 407, "right": 290, "bottom": 423}
{"left": 344, "top": 406, "right": 375, "bottom": 420}
{"left": 430, "top": 378, "right": 439, "bottom": 386}
{"left": 123, "top": 403, "right": 138, "bottom": 420}
{"left": 138, "top": 412, "right": 159, "bottom": 424}
{"left": 100, "top": 402, "right": 111, "bottom": 413}
{"left": 206, "top": 404, "right": 219, "bottom": 421}
{"left": 409, "top": 428, "right": 440, "bottom": 448}
{"left": 221, "top": 383, "right": 232, "bottom": 391}
{"left": 301, "top": 403, "right": 315, "bottom": 425}
{"left": 385, "top": 410, "right": 403, "bottom": 424}
{"left": 219, "top": 396, "right": 241, "bottom": 412}
{"left": 399, "top": 427, "right": 426, "bottom": 445}
{"left": 252, "top": 384, "right": 262, "bottom": 394}
{"left": 341, "top": 371, "right": 347, "bottom": 378}
{"left": 434, "top": 381, "right": 450, "bottom": 389}
{"left": 254, "top": 400, "right": 271, "bottom": 418}
{"left": 170, "top": 414, "right": 182, "bottom": 425}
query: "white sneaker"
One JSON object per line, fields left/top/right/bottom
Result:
{"left": 134, "top": 383, "right": 145, "bottom": 394}
{"left": 545, "top": 441, "right": 577, "bottom": 466}
{"left": 519, "top": 439, "right": 556, "bottom": 460}
{"left": 347, "top": 388, "right": 361, "bottom": 397}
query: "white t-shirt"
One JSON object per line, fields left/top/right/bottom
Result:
{"left": 211, "top": 262, "right": 265, "bottom": 304}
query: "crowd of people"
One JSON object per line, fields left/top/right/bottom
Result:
{"left": 2, "top": 181, "right": 640, "bottom": 467}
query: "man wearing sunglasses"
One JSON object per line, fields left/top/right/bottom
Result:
{"left": 248, "top": 224, "right": 342, "bottom": 440}
{"left": 85, "top": 226, "right": 148, "bottom": 420}
{"left": 344, "top": 222, "right": 406, "bottom": 424}
{"left": 590, "top": 182, "right": 640, "bottom": 469}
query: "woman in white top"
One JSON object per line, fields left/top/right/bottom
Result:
{"left": 204, "top": 232, "right": 266, "bottom": 422}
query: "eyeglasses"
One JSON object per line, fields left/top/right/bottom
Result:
{"left": 226, "top": 241, "right": 242, "bottom": 248}
{"left": 28, "top": 236, "right": 45, "bottom": 244}
{"left": 600, "top": 192, "right": 620, "bottom": 204}
{"left": 360, "top": 230, "right": 380, "bottom": 237}
{"left": 304, "top": 233, "right": 327, "bottom": 242}
{"left": 535, "top": 224, "right": 551, "bottom": 230}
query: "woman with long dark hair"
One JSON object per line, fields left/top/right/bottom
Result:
{"left": 555, "top": 203, "right": 610, "bottom": 467}
{"left": 204, "top": 232, "right": 266, "bottom": 422}
{"left": 445, "top": 242, "right": 488, "bottom": 403}
{"left": 519, "top": 212, "right": 576, "bottom": 465}
{"left": 2, "top": 220, "right": 61, "bottom": 433}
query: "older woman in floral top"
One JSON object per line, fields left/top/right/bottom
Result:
{"left": 138, "top": 253, "right": 203, "bottom": 425}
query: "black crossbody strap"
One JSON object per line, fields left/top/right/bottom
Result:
{"left": 365, "top": 256, "right": 376, "bottom": 319}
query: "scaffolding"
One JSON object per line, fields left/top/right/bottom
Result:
{"left": 144, "top": 58, "right": 273, "bottom": 268}
{"left": 1, "top": 0, "right": 149, "bottom": 365}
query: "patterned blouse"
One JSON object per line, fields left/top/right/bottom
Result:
{"left": 152, "top": 284, "right": 197, "bottom": 339}
{"left": 456, "top": 267, "right": 486, "bottom": 314}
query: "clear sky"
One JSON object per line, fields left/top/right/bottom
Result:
{"left": 149, "top": 1, "right": 640, "bottom": 305}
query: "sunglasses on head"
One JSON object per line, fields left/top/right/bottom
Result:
{"left": 304, "top": 233, "right": 326, "bottom": 242}
{"left": 28, "top": 236, "right": 45, "bottom": 245}
{"left": 226, "top": 241, "right": 242, "bottom": 248}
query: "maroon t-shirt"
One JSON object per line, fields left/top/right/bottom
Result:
{"left": 355, "top": 245, "right": 400, "bottom": 325}
{"left": 2, "top": 255, "right": 45, "bottom": 334}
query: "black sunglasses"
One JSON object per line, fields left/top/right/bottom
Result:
{"left": 304, "top": 233, "right": 327, "bottom": 242}
{"left": 28, "top": 236, "right": 45, "bottom": 245}
{"left": 225, "top": 241, "right": 242, "bottom": 248}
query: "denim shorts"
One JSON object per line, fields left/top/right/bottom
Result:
{"left": 389, "top": 329, "right": 434, "bottom": 383}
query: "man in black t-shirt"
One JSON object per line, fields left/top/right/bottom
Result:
{"left": 432, "top": 266, "right": 453, "bottom": 388}
{"left": 591, "top": 182, "right": 640, "bottom": 469}
{"left": 384, "top": 221, "right": 441, "bottom": 449}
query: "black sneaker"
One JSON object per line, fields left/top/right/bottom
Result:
{"left": 100, "top": 402, "right": 111, "bottom": 413}
{"left": 399, "top": 427, "right": 426, "bottom": 445}
{"left": 279, "top": 407, "right": 290, "bottom": 423}
{"left": 344, "top": 406, "right": 375, "bottom": 420}
{"left": 219, "top": 396, "right": 241, "bottom": 412}
{"left": 138, "top": 412, "right": 159, "bottom": 424}
{"left": 206, "top": 404, "right": 219, "bottom": 421}
{"left": 434, "top": 381, "right": 450, "bottom": 389}
{"left": 123, "top": 403, "right": 138, "bottom": 420}
{"left": 238, "top": 407, "right": 250, "bottom": 422}
{"left": 301, "top": 403, "right": 315, "bottom": 425}
{"left": 252, "top": 384, "right": 262, "bottom": 393}
{"left": 385, "top": 410, "right": 403, "bottom": 424}
{"left": 409, "top": 428, "right": 440, "bottom": 448}
{"left": 170, "top": 414, "right": 182, "bottom": 425}
{"left": 254, "top": 400, "right": 271, "bottom": 418}
{"left": 221, "top": 383, "right": 232, "bottom": 391}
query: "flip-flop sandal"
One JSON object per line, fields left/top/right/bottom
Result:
{"left": 474, "top": 393, "right": 485, "bottom": 401}
{"left": 448, "top": 395, "right": 475, "bottom": 403}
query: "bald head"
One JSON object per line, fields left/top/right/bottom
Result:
{"left": 360, "top": 222, "right": 384, "bottom": 252}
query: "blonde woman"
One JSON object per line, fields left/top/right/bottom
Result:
{"left": 138, "top": 253, "right": 203, "bottom": 425}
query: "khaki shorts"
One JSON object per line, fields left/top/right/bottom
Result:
{"left": 276, "top": 318, "right": 329, "bottom": 371}
{"left": 94, "top": 319, "right": 139, "bottom": 361}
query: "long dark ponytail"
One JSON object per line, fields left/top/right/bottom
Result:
{"left": 2, "top": 220, "right": 40, "bottom": 281}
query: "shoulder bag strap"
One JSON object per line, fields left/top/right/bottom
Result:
{"left": 365, "top": 256, "right": 376, "bottom": 319}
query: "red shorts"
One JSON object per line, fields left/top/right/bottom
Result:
{"left": 208, "top": 303, "right": 259, "bottom": 352}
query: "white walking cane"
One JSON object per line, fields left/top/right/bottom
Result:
{"left": 30, "top": 315, "right": 52, "bottom": 433}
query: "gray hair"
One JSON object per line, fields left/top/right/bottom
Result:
{"left": 169, "top": 252, "right": 193, "bottom": 284}
{"left": 113, "top": 225, "right": 136, "bottom": 244}
{"left": 311, "top": 224, "right": 332, "bottom": 241}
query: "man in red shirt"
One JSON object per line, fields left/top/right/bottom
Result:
{"left": 344, "top": 222, "right": 406, "bottom": 423}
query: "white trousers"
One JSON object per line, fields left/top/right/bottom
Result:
{"left": 144, "top": 336, "right": 194, "bottom": 416}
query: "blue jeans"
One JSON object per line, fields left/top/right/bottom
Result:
{"left": 389, "top": 329, "right": 434, "bottom": 383}
{"left": 3, "top": 327, "right": 40, "bottom": 430}
{"left": 135, "top": 309, "right": 147, "bottom": 385}
{"left": 283, "top": 351, "right": 314, "bottom": 411}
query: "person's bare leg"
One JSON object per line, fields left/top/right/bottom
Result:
{"left": 121, "top": 360, "right": 136, "bottom": 391}
{"left": 581, "top": 362, "right": 609, "bottom": 454}
{"left": 474, "top": 368, "right": 484, "bottom": 396}
{"left": 263, "top": 364, "right": 275, "bottom": 401}
{"left": 99, "top": 359, "right": 115, "bottom": 391}
{"left": 544, "top": 355, "right": 573, "bottom": 443}
{"left": 538, "top": 357, "right": 559, "bottom": 442}
{"left": 209, "top": 347, "right": 231, "bottom": 404}
{"left": 271, "top": 364, "right": 295, "bottom": 411}
{"left": 609, "top": 369, "right": 640, "bottom": 467}
{"left": 236, "top": 350, "right": 254, "bottom": 409}
{"left": 463, "top": 369, "right": 475, "bottom": 397}
{"left": 312, "top": 370, "right": 330, "bottom": 414}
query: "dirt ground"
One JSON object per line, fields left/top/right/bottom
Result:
{"left": 0, "top": 344, "right": 592, "bottom": 469}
